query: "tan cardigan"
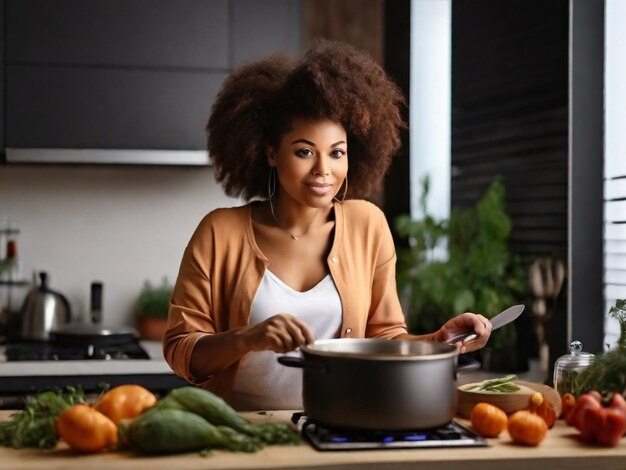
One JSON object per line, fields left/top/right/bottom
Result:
{"left": 163, "top": 200, "right": 407, "bottom": 403}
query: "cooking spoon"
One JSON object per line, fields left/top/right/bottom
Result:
{"left": 446, "top": 304, "right": 525, "bottom": 345}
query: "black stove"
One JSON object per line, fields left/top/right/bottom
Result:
{"left": 292, "top": 413, "right": 487, "bottom": 450}
{"left": 4, "top": 340, "right": 150, "bottom": 361}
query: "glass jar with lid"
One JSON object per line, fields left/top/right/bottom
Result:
{"left": 553, "top": 340, "right": 595, "bottom": 396}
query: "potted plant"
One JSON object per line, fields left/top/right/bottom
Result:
{"left": 134, "top": 277, "right": 173, "bottom": 341}
{"left": 575, "top": 299, "right": 626, "bottom": 395}
{"left": 395, "top": 177, "right": 528, "bottom": 371}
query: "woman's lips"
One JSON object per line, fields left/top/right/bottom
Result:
{"left": 305, "top": 182, "right": 333, "bottom": 196}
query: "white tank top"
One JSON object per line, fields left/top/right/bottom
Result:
{"left": 231, "top": 269, "right": 343, "bottom": 410}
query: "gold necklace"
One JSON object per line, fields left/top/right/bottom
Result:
{"left": 269, "top": 200, "right": 322, "bottom": 240}
{"left": 269, "top": 201, "right": 302, "bottom": 240}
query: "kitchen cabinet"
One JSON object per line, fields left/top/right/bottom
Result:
{"left": 2, "top": 0, "right": 303, "bottom": 164}
{"left": 6, "top": 0, "right": 229, "bottom": 68}
{"left": 6, "top": 65, "right": 227, "bottom": 151}
{"left": 1, "top": 410, "right": 625, "bottom": 469}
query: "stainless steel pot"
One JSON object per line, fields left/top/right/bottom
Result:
{"left": 278, "top": 338, "right": 476, "bottom": 431}
{"left": 49, "top": 281, "right": 136, "bottom": 354}
{"left": 20, "top": 272, "right": 72, "bottom": 341}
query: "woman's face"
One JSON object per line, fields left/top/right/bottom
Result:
{"left": 269, "top": 118, "right": 348, "bottom": 209}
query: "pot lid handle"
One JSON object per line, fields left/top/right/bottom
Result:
{"left": 91, "top": 282, "right": 103, "bottom": 324}
{"left": 38, "top": 271, "right": 48, "bottom": 289}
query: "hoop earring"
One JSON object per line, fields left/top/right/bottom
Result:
{"left": 268, "top": 167, "right": 277, "bottom": 218}
{"left": 334, "top": 176, "right": 348, "bottom": 203}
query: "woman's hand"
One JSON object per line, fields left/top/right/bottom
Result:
{"left": 434, "top": 312, "right": 492, "bottom": 353}
{"left": 244, "top": 313, "right": 315, "bottom": 353}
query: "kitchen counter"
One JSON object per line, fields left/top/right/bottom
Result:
{"left": 0, "top": 341, "right": 187, "bottom": 406}
{"left": 1, "top": 410, "right": 625, "bottom": 470}
{"left": 0, "top": 341, "right": 172, "bottom": 375}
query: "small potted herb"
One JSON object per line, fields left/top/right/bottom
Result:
{"left": 576, "top": 299, "right": 626, "bottom": 395}
{"left": 134, "top": 277, "right": 173, "bottom": 341}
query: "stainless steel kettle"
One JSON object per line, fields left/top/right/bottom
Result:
{"left": 20, "top": 272, "right": 72, "bottom": 341}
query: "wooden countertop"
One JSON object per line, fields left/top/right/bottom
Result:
{"left": 1, "top": 410, "right": 625, "bottom": 470}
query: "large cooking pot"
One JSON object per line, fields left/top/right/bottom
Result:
{"left": 278, "top": 338, "right": 478, "bottom": 431}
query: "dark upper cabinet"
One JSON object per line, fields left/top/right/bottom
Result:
{"left": 6, "top": 65, "right": 227, "bottom": 150}
{"left": 6, "top": 0, "right": 229, "bottom": 68}
{"left": 2, "top": 0, "right": 302, "bottom": 164}
{"left": 232, "top": 0, "right": 303, "bottom": 66}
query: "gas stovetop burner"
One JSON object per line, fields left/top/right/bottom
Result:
{"left": 291, "top": 413, "right": 487, "bottom": 450}
{"left": 5, "top": 340, "right": 150, "bottom": 361}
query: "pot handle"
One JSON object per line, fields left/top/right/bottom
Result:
{"left": 277, "top": 355, "right": 326, "bottom": 371}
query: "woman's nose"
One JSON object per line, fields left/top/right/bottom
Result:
{"left": 313, "top": 157, "right": 330, "bottom": 176}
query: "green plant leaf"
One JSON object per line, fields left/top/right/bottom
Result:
{"left": 394, "top": 176, "right": 528, "bottom": 353}
{"left": 135, "top": 277, "right": 173, "bottom": 318}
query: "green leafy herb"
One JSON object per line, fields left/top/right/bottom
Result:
{"left": 0, "top": 387, "right": 86, "bottom": 449}
{"left": 576, "top": 299, "right": 626, "bottom": 395}
{"left": 135, "top": 277, "right": 173, "bottom": 318}
{"left": 555, "top": 369, "right": 583, "bottom": 396}
{"left": 610, "top": 299, "right": 626, "bottom": 350}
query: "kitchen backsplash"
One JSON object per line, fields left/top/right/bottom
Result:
{"left": 0, "top": 164, "right": 238, "bottom": 328}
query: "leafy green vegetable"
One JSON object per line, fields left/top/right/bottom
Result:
{"left": 0, "top": 387, "right": 86, "bottom": 449}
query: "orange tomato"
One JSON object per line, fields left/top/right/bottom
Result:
{"left": 535, "top": 395, "right": 557, "bottom": 428}
{"left": 560, "top": 393, "right": 576, "bottom": 420}
{"left": 508, "top": 410, "right": 548, "bottom": 446}
{"left": 95, "top": 384, "right": 157, "bottom": 424}
{"left": 470, "top": 402, "right": 508, "bottom": 438}
{"left": 56, "top": 404, "right": 118, "bottom": 452}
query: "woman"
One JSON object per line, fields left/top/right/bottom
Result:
{"left": 163, "top": 39, "right": 492, "bottom": 410}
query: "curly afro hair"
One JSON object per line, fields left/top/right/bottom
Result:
{"left": 207, "top": 39, "right": 406, "bottom": 201}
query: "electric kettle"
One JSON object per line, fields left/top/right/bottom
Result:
{"left": 20, "top": 271, "right": 72, "bottom": 341}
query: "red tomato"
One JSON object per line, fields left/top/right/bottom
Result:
{"left": 608, "top": 393, "right": 626, "bottom": 414}
{"left": 584, "top": 406, "right": 626, "bottom": 447}
{"left": 567, "top": 393, "right": 602, "bottom": 431}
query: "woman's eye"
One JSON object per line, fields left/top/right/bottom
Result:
{"left": 330, "top": 149, "right": 346, "bottom": 158}
{"left": 296, "top": 148, "right": 314, "bottom": 158}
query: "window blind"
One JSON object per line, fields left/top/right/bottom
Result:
{"left": 604, "top": 0, "right": 626, "bottom": 348}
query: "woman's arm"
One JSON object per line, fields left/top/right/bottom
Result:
{"left": 395, "top": 312, "right": 492, "bottom": 353}
{"left": 189, "top": 313, "right": 315, "bottom": 379}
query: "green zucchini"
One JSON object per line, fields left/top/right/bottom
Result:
{"left": 158, "top": 386, "right": 300, "bottom": 445}
{"left": 124, "top": 407, "right": 262, "bottom": 454}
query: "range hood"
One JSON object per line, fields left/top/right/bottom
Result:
{"left": 5, "top": 148, "right": 210, "bottom": 166}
